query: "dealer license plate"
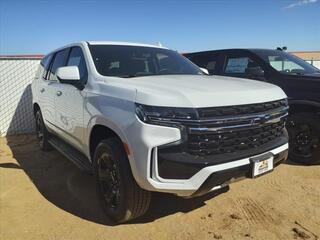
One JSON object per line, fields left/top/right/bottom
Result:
{"left": 251, "top": 153, "right": 274, "bottom": 177}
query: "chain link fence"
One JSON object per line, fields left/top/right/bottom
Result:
{"left": 0, "top": 57, "right": 41, "bottom": 136}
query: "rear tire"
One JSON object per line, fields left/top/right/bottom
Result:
{"left": 286, "top": 112, "right": 320, "bottom": 164}
{"left": 35, "top": 110, "right": 52, "bottom": 151}
{"left": 93, "top": 138, "right": 151, "bottom": 223}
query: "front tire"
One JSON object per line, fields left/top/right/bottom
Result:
{"left": 35, "top": 110, "right": 52, "bottom": 151}
{"left": 286, "top": 112, "right": 320, "bottom": 164}
{"left": 93, "top": 138, "right": 151, "bottom": 223}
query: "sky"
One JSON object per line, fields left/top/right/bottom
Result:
{"left": 0, "top": 0, "right": 319, "bottom": 55}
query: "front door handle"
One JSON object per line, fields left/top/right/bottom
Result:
{"left": 40, "top": 88, "right": 45, "bottom": 93}
{"left": 56, "top": 91, "right": 62, "bottom": 96}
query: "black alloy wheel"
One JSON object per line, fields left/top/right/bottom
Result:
{"left": 97, "top": 152, "right": 121, "bottom": 210}
{"left": 93, "top": 138, "right": 151, "bottom": 223}
{"left": 286, "top": 112, "right": 320, "bottom": 164}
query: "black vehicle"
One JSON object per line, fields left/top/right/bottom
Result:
{"left": 185, "top": 49, "right": 320, "bottom": 164}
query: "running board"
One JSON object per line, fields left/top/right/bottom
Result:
{"left": 49, "top": 136, "right": 92, "bottom": 174}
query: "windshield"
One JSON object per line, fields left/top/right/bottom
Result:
{"left": 254, "top": 50, "right": 320, "bottom": 75}
{"left": 89, "top": 45, "right": 203, "bottom": 78}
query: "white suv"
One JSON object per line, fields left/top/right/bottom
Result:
{"left": 32, "top": 41, "right": 289, "bottom": 223}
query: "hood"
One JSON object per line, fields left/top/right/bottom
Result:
{"left": 108, "top": 75, "right": 287, "bottom": 108}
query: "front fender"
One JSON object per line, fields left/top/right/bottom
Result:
{"left": 86, "top": 115, "right": 130, "bottom": 151}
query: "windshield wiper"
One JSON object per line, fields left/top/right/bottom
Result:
{"left": 118, "top": 73, "right": 204, "bottom": 78}
{"left": 118, "top": 75, "right": 138, "bottom": 78}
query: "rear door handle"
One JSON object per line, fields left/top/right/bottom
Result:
{"left": 40, "top": 88, "right": 45, "bottom": 93}
{"left": 56, "top": 91, "right": 62, "bottom": 96}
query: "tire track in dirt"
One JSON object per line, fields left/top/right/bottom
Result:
{"left": 234, "top": 197, "right": 278, "bottom": 225}
{"left": 263, "top": 175, "right": 285, "bottom": 191}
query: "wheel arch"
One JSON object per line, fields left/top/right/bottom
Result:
{"left": 87, "top": 116, "right": 142, "bottom": 187}
{"left": 89, "top": 124, "right": 127, "bottom": 161}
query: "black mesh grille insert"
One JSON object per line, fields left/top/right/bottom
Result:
{"left": 183, "top": 99, "right": 288, "bottom": 156}
{"left": 156, "top": 99, "right": 288, "bottom": 179}
{"left": 187, "top": 120, "right": 285, "bottom": 156}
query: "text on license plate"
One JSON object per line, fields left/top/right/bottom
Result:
{"left": 252, "top": 156, "right": 274, "bottom": 177}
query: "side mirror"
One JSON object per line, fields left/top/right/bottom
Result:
{"left": 56, "top": 66, "right": 83, "bottom": 89}
{"left": 56, "top": 66, "right": 80, "bottom": 82}
{"left": 199, "top": 67, "right": 209, "bottom": 75}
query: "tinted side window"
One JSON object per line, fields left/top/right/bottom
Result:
{"left": 224, "top": 56, "right": 265, "bottom": 79}
{"left": 41, "top": 54, "right": 52, "bottom": 68}
{"left": 225, "top": 57, "right": 249, "bottom": 73}
{"left": 49, "top": 48, "right": 69, "bottom": 81}
{"left": 187, "top": 54, "right": 218, "bottom": 75}
{"left": 206, "top": 61, "right": 217, "bottom": 75}
{"left": 41, "top": 54, "right": 53, "bottom": 79}
{"left": 268, "top": 56, "right": 304, "bottom": 72}
{"left": 67, "top": 47, "right": 88, "bottom": 83}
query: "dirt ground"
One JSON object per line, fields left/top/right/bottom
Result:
{"left": 0, "top": 135, "right": 319, "bottom": 240}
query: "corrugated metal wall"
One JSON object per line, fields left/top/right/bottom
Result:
{"left": 0, "top": 58, "right": 40, "bottom": 136}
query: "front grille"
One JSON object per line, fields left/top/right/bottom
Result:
{"left": 156, "top": 99, "right": 288, "bottom": 179}
{"left": 184, "top": 99, "right": 288, "bottom": 156}
{"left": 187, "top": 120, "right": 285, "bottom": 156}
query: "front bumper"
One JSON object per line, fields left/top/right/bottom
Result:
{"left": 191, "top": 146, "right": 288, "bottom": 197}
{"left": 157, "top": 134, "right": 288, "bottom": 179}
{"left": 125, "top": 117, "right": 288, "bottom": 197}
{"left": 149, "top": 143, "right": 288, "bottom": 196}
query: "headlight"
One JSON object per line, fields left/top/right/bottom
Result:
{"left": 135, "top": 103, "right": 197, "bottom": 126}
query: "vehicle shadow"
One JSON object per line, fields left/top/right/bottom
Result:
{"left": 284, "top": 158, "right": 320, "bottom": 166}
{"left": 131, "top": 187, "right": 229, "bottom": 224}
{"left": 5, "top": 135, "right": 228, "bottom": 226}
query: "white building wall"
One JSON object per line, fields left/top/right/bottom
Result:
{"left": 0, "top": 58, "right": 40, "bottom": 136}
{"left": 312, "top": 60, "right": 320, "bottom": 70}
